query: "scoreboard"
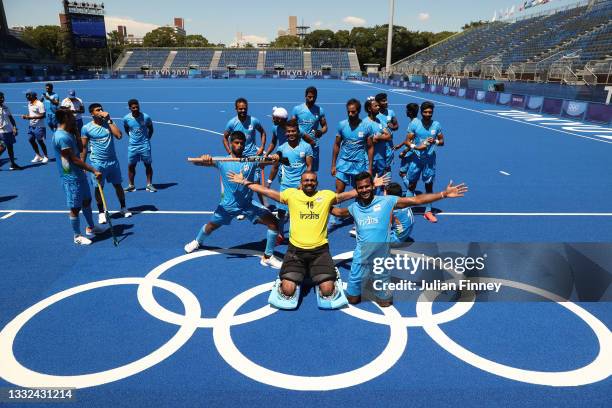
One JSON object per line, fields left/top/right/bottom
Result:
{"left": 63, "top": 1, "right": 107, "bottom": 48}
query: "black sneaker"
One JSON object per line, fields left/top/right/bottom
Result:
{"left": 9, "top": 164, "right": 22, "bottom": 170}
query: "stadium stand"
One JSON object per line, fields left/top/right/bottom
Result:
{"left": 0, "top": 34, "right": 68, "bottom": 80}
{"left": 114, "top": 48, "right": 359, "bottom": 73}
{"left": 391, "top": 0, "right": 612, "bottom": 85}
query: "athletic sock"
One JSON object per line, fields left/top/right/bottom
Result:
{"left": 278, "top": 211, "right": 286, "bottom": 233}
{"left": 82, "top": 207, "right": 95, "bottom": 228}
{"left": 70, "top": 216, "right": 81, "bottom": 236}
{"left": 425, "top": 203, "right": 432, "bottom": 212}
{"left": 195, "top": 226, "right": 210, "bottom": 245}
{"left": 264, "top": 229, "right": 276, "bottom": 257}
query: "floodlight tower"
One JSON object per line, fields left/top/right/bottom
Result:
{"left": 386, "top": 0, "right": 395, "bottom": 75}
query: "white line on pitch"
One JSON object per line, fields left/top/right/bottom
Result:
{"left": 499, "top": 171, "right": 511, "bottom": 176}
{"left": 1, "top": 210, "right": 612, "bottom": 217}
{"left": 353, "top": 82, "right": 612, "bottom": 145}
{"left": 0, "top": 211, "right": 17, "bottom": 219}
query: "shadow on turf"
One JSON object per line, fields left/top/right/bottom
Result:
{"left": 91, "top": 223, "right": 134, "bottom": 244}
{"left": 0, "top": 195, "right": 18, "bottom": 203}
{"left": 135, "top": 182, "right": 178, "bottom": 192}
{"left": 124, "top": 204, "right": 159, "bottom": 214}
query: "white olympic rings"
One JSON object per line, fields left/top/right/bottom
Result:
{"left": 0, "top": 250, "right": 609, "bottom": 391}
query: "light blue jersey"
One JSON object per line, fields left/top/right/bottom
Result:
{"left": 273, "top": 124, "right": 288, "bottom": 147}
{"left": 391, "top": 206, "right": 414, "bottom": 242}
{"left": 364, "top": 116, "right": 387, "bottom": 164}
{"left": 224, "top": 115, "right": 262, "bottom": 156}
{"left": 81, "top": 121, "right": 118, "bottom": 164}
{"left": 291, "top": 103, "right": 325, "bottom": 138}
{"left": 52, "top": 129, "right": 84, "bottom": 180}
{"left": 348, "top": 195, "right": 399, "bottom": 246}
{"left": 410, "top": 120, "right": 442, "bottom": 157}
{"left": 277, "top": 140, "right": 313, "bottom": 189}
{"left": 377, "top": 108, "right": 396, "bottom": 167}
{"left": 336, "top": 119, "right": 373, "bottom": 165}
{"left": 42, "top": 92, "right": 59, "bottom": 114}
{"left": 123, "top": 112, "right": 153, "bottom": 153}
{"left": 215, "top": 158, "right": 259, "bottom": 210}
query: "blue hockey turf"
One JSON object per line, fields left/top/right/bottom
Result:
{"left": 0, "top": 78, "right": 610, "bottom": 407}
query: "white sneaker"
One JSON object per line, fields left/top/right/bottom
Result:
{"left": 85, "top": 225, "right": 108, "bottom": 236}
{"left": 31, "top": 155, "right": 43, "bottom": 163}
{"left": 98, "top": 212, "right": 107, "bottom": 224}
{"left": 184, "top": 240, "right": 200, "bottom": 254}
{"left": 260, "top": 255, "right": 283, "bottom": 269}
{"left": 120, "top": 207, "right": 132, "bottom": 218}
{"left": 41, "top": 156, "right": 49, "bottom": 164}
{"left": 236, "top": 214, "right": 246, "bottom": 220}
{"left": 349, "top": 228, "right": 356, "bottom": 238}
{"left": 74, "top": 235, "right": 92, "bottom": 245}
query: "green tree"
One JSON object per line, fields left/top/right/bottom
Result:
{"left": 21, "top": 25, "right": 70, "bottom": 61}
{"left": 303, "top": 30, "right": 336, "bottom": 48}
{"left": 269, "top": 35, "right": 301, "bottom": 48}
{"left": 143, "top": 27, "right": 185, "bottom": 47}
{"left": 461, "top": 20, "right": 488, "bottom": 30}
{"left": 107, "top": 30, "right": 125, "bottom": 64}
{"left": 335, "top": 30, "right": 351, "bottom": 48}
{"left": 185, "top": 34, "right": 210, "bottom": 47}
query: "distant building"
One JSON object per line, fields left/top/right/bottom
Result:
{"left": 277, "top": 29, "right": 288, "bottom": 37}
{"left": 117, "top": 25, "right": 127, "bottom": 41}
{"left": 9, "top": 26, "right": 25, "bottom": 39}
{"left": 174, "top": 17, "right": 184, "bottom": 30}
{"left": 125, "top": 34, "right": 144, "bottom": 45}
{"left": 288, "top": 16, "right": 297, "bottom": 36}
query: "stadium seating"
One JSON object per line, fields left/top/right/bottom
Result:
{"left": 391, "top": 0, "right": 612, "bottom": 84}
{"left": 116, "top": 48, "right": 359, "bottom": 73}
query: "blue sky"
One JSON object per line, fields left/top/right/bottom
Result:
{"left": 5, "top": 0, "right": 583, "bottom": 44}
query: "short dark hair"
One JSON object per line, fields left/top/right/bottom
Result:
{"left": 230, "top": 131, "right": 246, "bottom": 142}
{"left": 406, "top": 103, "right": 419, "bottom": 119}
{"left": 88, "top": 103, "right": 103, "bottom": 113}
{"left": 128, "top": 99, "right": 139, "bottom": 106}
{"left": 45, "top": 83, "right": 53, "bottom": 89}
{"left": 0, "top": 91, "right": 4, "bottom": 98}
{"left": 364, "top": 98, "right": 378, "bottom": 115}
{"left": 421, "top": 101, "right": 435, "bottom": 112}
{"left": 235, "top": 97, "right": 248, "bottom": 107}
{"left": 346, "top": 98, "right": 361, "bottom": 112}
{"left": 355, "top": 171, "right": 373, "bottom": 184}
{"left": 305, "top": 86, "right": 317, "bottom": 96}
{"left": 385, "top": 182, "right": 403, "bottom": 197}
{"left": 285, "top": 118, "right": 298, "bottom": 129}
{"left": 375, "top": 93, "right": 387, "bottom": 102}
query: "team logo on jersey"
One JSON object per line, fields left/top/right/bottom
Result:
{"left": 358, "top": 132, "right": 364, "bottom": 138}
{"left": 315, "top": 197, "right": 323, "bottom": 202}
{"left": 357, "top": 216, "right": 379, "bottom": 226}
{"left": 243, "top": 164, "right": 249, "bottom": 172}
{"left": 387, "top": 115, "right": 392, "bottom": 121}
{"left": 299, "top": 152, "right": 305, "bottom": 158}
{"left": 430, "top": 130, "right": 436, "bottom": 135}
{"left": 373, "top": 204, "right": 382, "bottom": 212}
{"left": 248, "top": 125, "right": 253, "bottom": 131}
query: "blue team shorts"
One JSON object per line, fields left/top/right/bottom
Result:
{"left": 407, "top": 154, "right": 436, "bottom": 184}
{"left": 311, "top": 142, "right": 320, "bottom": 172}
{"left": 91, "top": 160, "right": 122, "bottom": 187}
{"left": 336, "top": 160, "right": 367, "bottom": 187}
{"left": 347, "top": 245, "right": 392, "bottom": 300}
{"left": 0, "top": 131, "right": 16, "bottom": 146}
{"left": 128, "top": 148, "right": 152, "bottom": 165}
{"left": 372, "top": 159, "right": 391, "bottom": 177}
{"left": 76, "top": 119, "right": 84, "bottom": 135}
{"left": 61, "top": 175, "right": 92, "bottom": 209}
{"left": 46, "top": 113, "right": 57, "bottom": 130}
{"left": 210, "top": 200, "right": 270, "bottom": 226}
{"left": 27, "top": 126, "right": 46, "bottom": 142}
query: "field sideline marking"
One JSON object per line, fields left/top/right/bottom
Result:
{"left": 354, "top": 82, "right": 612, "bottom": 145}
{"left": 1, "top": 210, "right": 611, "bottom": 217}
{"left": 0, "top": 211, "right": 16, "bottom": 219}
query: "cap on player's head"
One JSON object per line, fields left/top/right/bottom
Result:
{"left": 25, "top": 89, "right": 36, "bottom": 98}
{"left": 375, "top": 93, "right": 387, "bottom": 103}
{"left": 68, "top": 89, "right": 76, "bottom": 97}
{"left": 272, "top": 106, "right": 288, "bottom": 119}
{"left": 230, "top": 130, "right": 246, "bottom": 142}
{"left": 385, "top": 182, "right": 403, "bottom": 197}
{"left": 88, "top": 102, "right": 103, "bottom": 113}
